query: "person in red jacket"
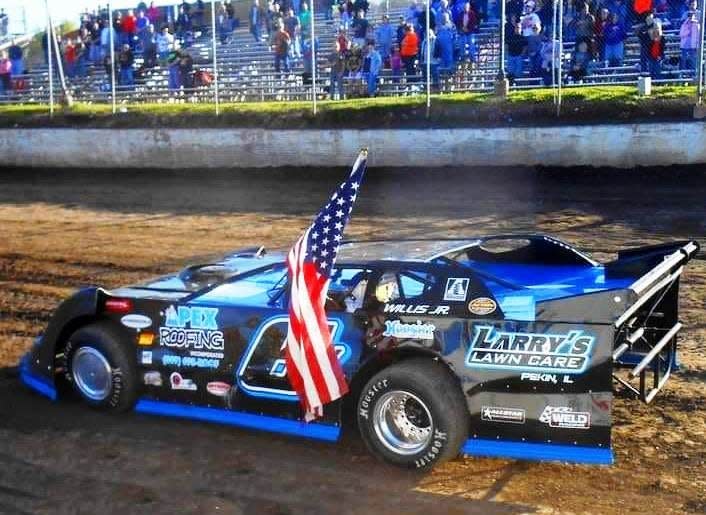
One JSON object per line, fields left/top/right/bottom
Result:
{"left": 634, "top": 0, "right": 652, "bottom": 21}
{"left": 122, "top": 9, "right": 137, "bottom": 48}
{"left": 400, "top": 24, "right": 419, "bottom": 78}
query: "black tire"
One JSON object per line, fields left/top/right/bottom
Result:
{"left": 64, "top": 322, "right": 138, "bottom": 412}
{"left": 356, "top": 357, "right": 469, "bottom": 470}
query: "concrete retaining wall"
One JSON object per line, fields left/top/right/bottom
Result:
{"left": 1, "top": 123, "right": 704, "bottom": 169}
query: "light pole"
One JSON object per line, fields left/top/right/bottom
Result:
{"left": 425, "top": 0, "right": 431, "bottom": 116}
{"left": 108, "top": 2, "right": 116, "bottom": 113}
{"left": 697, "top": 3, "right": 706, "bottom": 103}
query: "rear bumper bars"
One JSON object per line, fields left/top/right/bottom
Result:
{"left": 612, "top": 241, "right": 698, "bottom": 403}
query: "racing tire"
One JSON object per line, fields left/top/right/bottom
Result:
{"left": 356, "top": 358, "right": 469, "bottom": 470}
{"left": 64, "top": 322, "right": 138, "bottom": 412}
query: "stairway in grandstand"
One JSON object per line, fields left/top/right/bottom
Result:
{"left": 0, "top": 7, "right": 695, "bottom": 105}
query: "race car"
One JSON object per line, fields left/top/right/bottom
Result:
{"left": 20, "top": 235, "right": 699, "bottom": 469}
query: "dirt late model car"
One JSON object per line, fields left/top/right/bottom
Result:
{"left": 21, "top": 235, "right": 699, "bottom": 469}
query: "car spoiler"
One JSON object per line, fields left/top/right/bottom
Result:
{"left": 609, "top": 240, "right": 700, "bottom": 403}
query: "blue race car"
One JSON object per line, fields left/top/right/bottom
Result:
{"left": 20, "top": 235, "right": 699, "bottom": 469}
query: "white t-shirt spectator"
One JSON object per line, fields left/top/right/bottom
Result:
{"left": 521, "top": 12, "right": 541, "bottom": 36}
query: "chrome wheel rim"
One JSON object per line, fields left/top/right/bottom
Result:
{"left": 372, "top": 390, "right": 433, "bottom": 456}
{"left": 71, "top": 347, "right": 112, "bottom": 401}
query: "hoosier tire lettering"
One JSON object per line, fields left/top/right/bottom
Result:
{"left": 358, "top": 378, "right": 389, "bottom": 420}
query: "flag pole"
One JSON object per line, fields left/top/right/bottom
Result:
{"left": 311, "top": 1, "right": 317, "bottom": 115}
{"left": 211, "top": 0, "right": 220, "bottom": 115}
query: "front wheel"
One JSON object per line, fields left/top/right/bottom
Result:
{"left": 356, "top": 358, "right": 469, "bottom": 470}
{"left": 65, "top": 322, "right": 138, "bottom": 412}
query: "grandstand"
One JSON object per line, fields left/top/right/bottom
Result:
{"left": 0, "top": 1, "right": 699, "bottom": 106}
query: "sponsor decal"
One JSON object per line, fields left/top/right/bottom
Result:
{"left": 269, "top": 344, "right": 349, "bottom": 377}
{"left": 161, "top": 354, "right": 220, "bottom": 369}
{"left": 383, "top": 304, "right": 450, "bottom": 316}
{"left": 143, "top": 371, "right": 163, "bottom": 386}
{"left": 539, "top": 406, "right": 591, "bottom": 429}
{"left": 141, "top": 350, "right": 153, "bottom": 365}
{"left": 160, "top": 306, "right": 225, "bottom": 352}
{"left": 121, "top": 314, "right": 153, "bottom": 330}
{"left": 468, "top": 297, "right": 497, "bottom": 316}
{"left": 481, "top": 406, "right": 526, "bottom": 424}
{"left": 521, "top": 372, "right": 574, "bottom": 384}
{"left": 443, "top": 278, "right": 470, "bottom": 301}
{"left": 383, "top": 320, "right": 435, "bottom": 340}
{"left": 465, "top": 325, "right": 595, "bottom": 374}
{"left": 207, "top": 381, "right": 232, "bottom": 397}
{"left": 169, "top": 372, "right": 197, "bottom": 391}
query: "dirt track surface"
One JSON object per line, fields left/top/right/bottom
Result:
{"left": 0, "top": 165, "right": 705, "bottom": 515}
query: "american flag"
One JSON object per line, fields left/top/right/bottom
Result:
{"left": 285, "top": 149, "right": 368, "bottom": 420}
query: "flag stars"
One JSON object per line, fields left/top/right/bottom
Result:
{"left": 336, "top": 197, "right": 345, "bottom": 206}
{"left": 311, "top": 231, "right": 319, "bottom": 239}
{"left": 321, "top": 249, "right": 329, "bottom": 257}
{"left": 351, "top": 182, "right": 359, "bottom": 190}
{"left": 323, "top": 226, "right": 330, "bottom": 234}
{"left": 323, "top": 214, "right": 331, "bottom": 222}
{"left": 334, "top": 222, "right": 343, "bottom": 230}
{"left": 335, "top": 210, "right": 344, "bottom": 218}
{"left": 322, "top": 237, "right": 329, "bottom": 245}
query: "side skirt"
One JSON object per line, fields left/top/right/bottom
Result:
{"left": 462, "top": 438, "right": 614, "bottom": 465}
{"left": 134, "top": 399, "right": 341, "bottom": 442}
{"left": 19, "top": 357, "right": 57, "bottom": 401}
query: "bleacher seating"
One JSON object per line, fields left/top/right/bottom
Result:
{"left": 0, "top": 6, "right": 699, "bottom": 105}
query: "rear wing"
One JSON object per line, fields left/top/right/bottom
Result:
{"left": 610, "top": 241, "right": 700, "bottom": 403}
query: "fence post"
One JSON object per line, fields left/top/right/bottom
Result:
{"left": 311, "top": 0, "right": 317, "bottom": 115}
{"left": 551, "top": 0, "right": 557, "bottom": 105}
{"left": 108, "top": 2, "right": 116, "bottom": 113}
{"left": 211, "top": 0, "right": 220, "bottom": 115}
{"left": 46, "top": 9, "right": 54, "bottom": 117}
{"left": 557, "top": 0, "right": 563, "bottom": 117}
{"left": 425, "top": 0, "right": 431, "bottom": 117}
{"left": 697, "top": 2, "right": 706, "bottom": 103}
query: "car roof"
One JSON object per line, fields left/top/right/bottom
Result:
{"left": 336, "top": 239, "right": 479, "bottom": 262}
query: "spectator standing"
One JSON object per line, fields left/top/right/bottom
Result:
{"left": 147, "top": 1, "right": 161, "bottom": 26}
{"left": 455, "top": 2, "right": 478, "bottom": 61}
{"left": 300, "top": 3, "right": 312, "bottom": 39}
{"left": 250, "top": 0, "right": 264, "bottom": 41}
{"left": 337, "top": 28, "right": 350, "bottom": 52}
{"left": 273, "top": 22, "right": 292, "bottom": 72}
{"left": 505, "top": 21, "right": 526, "bottom": 81}
{"left": 351, "top": 10, "right": 369, "bottom": 47}
{"left": 8, "top": 41, "right": 23, "bottom": 77}
{"left": 167, "top": 49, "right": 182, "bottom": 91}
{"left": 400, "top": 24, "right": 419, "bottom": 78}
{"left": 136, "top": 11, "right": 150, "bottom": 44}
{"left": 603, "top": 13, "right": 626, "bottom": 66}
{"left": 679, "top": 12, "right": 699, "bottom": 71}
{"left": 0, "top": 10, "right": 7, "bottom": 38}
{"left": 375, "top": 14, "right": 394, "bottom": 60}
{"left": 436, "top": 13, "right": 456, "bottom": 69}
{"left": 176, "top": 6, "right": 192, "bottom": 42}
{"left": 571, "top": 3, "right": 595, "bottom": 47}
{"left": 340, "top": 4, "right": 353, "bottom": 31}
{"left": 179, "top": 50, "right": 194, "bottom": 89}
{"left": 118, "top": 44, "right": 134, "bottom": 87}
{"left": 569, "top": 40, "right": 594, "bottom": 81}
{"left": 143, "top": 24, "right": 158, "bottom": 67}
{"left": 123, "top": 10, "right": 137, "bottom": 48}
{"left": 520, "top": 1, "right": 541, "bottom": 36}
{"left": 0, "top": 51, "right": 11, "bottom": 95}
{"left": 647, "top": 24, "right": 665, "bottom": 78}
{"left": 396, "top": 15, "right": 407, "bottom": 46}
{"left": 420, "top": 29, "right": 440, "bottom": 85}
{"left": 64, "top": 39, "right": 77, "bottom": 78}
{"left": 100, "top": 19, "right": 115, "bottom": 60}
{"left": 113, "top": 12, "right": 126, "bottom": 48}
{"left": 636, "top": 14, "right": 656, "bottom": 72}
{"left": 595, "top": 8, "right": 610, "bottom": 59}
{"left": 526, "top": 21, "right": 542, "bottom": 76}
{"left": 284, "top": 9, "right": 301, "bottom": 58}
{"left": 329, "top": 40, "right": 346, "bottom": 98}
{"left": 363, "top": 40, "right": 382, "bottom": 95}
{"left": 679, "top": 0, "right": 698, "bottom": 22}
{"left": 157, "top": 26, "right": 175, "bottom": 61}
{"left": 90, "top": 22, "right": 102, "bottom": 62}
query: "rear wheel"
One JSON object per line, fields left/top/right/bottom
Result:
{"left": 65, "top": 323, "right": 138, "bottom": 412}
{"left": 356, "top": 358, "right": 469, "bottom": 470}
